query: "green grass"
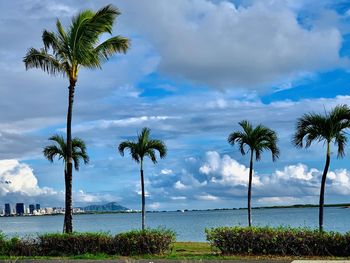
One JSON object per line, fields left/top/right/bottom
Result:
{"left": 0, "top": 242, "right": 349, "bottom": 261}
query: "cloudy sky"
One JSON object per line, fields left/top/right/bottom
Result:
{"left": 0, "top": 0, "right": 350, "bottom": 211}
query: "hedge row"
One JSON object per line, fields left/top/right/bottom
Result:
{"left": 206, "top": 226, "right": 350, "bottom": 256}
{"left": 0, "top": 228, "right": 175, "bottom": 256}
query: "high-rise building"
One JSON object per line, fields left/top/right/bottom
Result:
{"left": 15, "top": 203, "right": 25, "bottom": 215}
{"left": 35, "top": 204, "right": 40, "bottom": 210}
{"left": 29, "top": 204, "right": 35, "bottom": 214}
{"left": 4, "top": 203, "right": 11, "bottom": 216}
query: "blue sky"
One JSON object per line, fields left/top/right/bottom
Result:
{"left": 0, "top": 0, "right": 350, "bottom": 211}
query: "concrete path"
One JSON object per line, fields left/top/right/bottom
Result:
{"left": 2, "top": 260, "right": 350, "bottom": 263}
{"left": 0, "top": 259, "right": 293, "bottom": 263}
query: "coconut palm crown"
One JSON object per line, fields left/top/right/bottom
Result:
{"left": 228, "top": 120, "right": 279, "bottom": 226}
{"left": 23, "top": 5, "right": 130, "bottom": 78}
{"left": 24, "top": 4, "right": 129, "bottom": 233}
{"left": 292, "top": 104, "right": 350, "bottom": 231}
{"left": 118, "top": 127, "right": 167, "bottom": 230}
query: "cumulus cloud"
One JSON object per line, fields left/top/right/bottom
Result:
{"left": 0, "top": 159, "right": 55, "bottom": 197}
{"left": 174, "top": 181, "right": 189, "bottom": 190}
{"left": 146, "top": 151, "right": 350, "bottom": 209}
{"left": 199, "top": 151, "right": 261, "bottom": 186}
{"left": 0, "top": 159, "right": 117, "bottom": 207}
{"left": 119, "top": 0, "right": 348, "bottom": 89}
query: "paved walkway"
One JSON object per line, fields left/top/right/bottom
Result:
{"left": 0, "top": 259, "right": 292, "bottom": 263}
{"left": 2, "top": 260, "right": 350, "bottom": 263}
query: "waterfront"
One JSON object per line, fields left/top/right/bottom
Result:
{"left": 0, "top": 207, "right": 349, "bottom": 241}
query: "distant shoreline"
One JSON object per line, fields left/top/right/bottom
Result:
{"left": 79, "top": 203, "right": 350, "bottom": 213}
{"left": 1, "top": 203, "right": 349, "bottom": 218}
{"left": 171, "top": 203, "right": 350, "bottom": 213}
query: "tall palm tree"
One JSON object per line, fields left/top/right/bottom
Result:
{"left": 118, "top": 127, "right": 167, "bottom": 230}
{"left": 24, "top": 5, "right": 129, "bottom": 233}
{"left": 43, "top": 134, "right": 89, "bottom": 232}
{"left": 228, "top": 120, "right": 279, "bottom": 226}
{"left": 293, "top": 104, "right": 350, "bottom": 232}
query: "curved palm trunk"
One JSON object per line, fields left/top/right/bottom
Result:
{"left": 64, "top": 80, "right": 76, "bottom": 234}
{"left": 319, "top": 142, "right": 331, "bottom": 232}
{"left": 248, "top": 150, "right": 254, "bottom": 227}
{"left": 140, "top": 159, "right": 145, "bottom": 230}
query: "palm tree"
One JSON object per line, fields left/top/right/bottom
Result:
{"left": 24, "top": 5, "right": 129, "bottom": 233}
{"left": 43, "top": 134, "right": 89, "bottom": 232}
{"left": 228, "top": 120, "right": 279, "bottom": 226}
{"left": 293, "top": 104, "right": 350, "bottom": 232}
{"left": 118, "top": 127, "right": 167, "bottom": 230}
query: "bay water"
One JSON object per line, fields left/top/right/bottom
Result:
{"left": 0, "top": 207, "right": 349, "bottom": 241}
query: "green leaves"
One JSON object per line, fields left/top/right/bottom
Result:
{"left": 206, "top": 226, "right": 350, "bottom": 256}
{"left": 95, "top": 36, "right": 130, "bottom": 62}
{"left": 292, "top": 104, "right": 350, "bottom": 158}
{"left": 43, "top": 134, "right": 89, "bottom": 171}
{"left": 23, "top": 48, "right": 66, "bottom": 76}
{"left": 0, "top": 229, "right": 175, "bottom": 256}
{"left": 68, "top": 4, "right": 126, "bottom": 68}
{"left": 228, "top": 120, "right": 279, "bottom": 162}
{"left": 118, "top": 127, "right": 167, "bottom": 164}
{"left": 24, "top": 4, "right": 130, "bottom": 79}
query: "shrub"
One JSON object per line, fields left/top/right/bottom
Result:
{"left": 206, "top": 226, "right": 350, "bottom": 256}
{"left": 0, "top": 228, "right": 175, "bottom": 256}
{"left": 38, "top": 232, "right": 112, "bottom": 256}
{"left": 5, "top": 236, "right": 40, "bottom": 257}
{"left": 111, "top": 228, "right": 176, "bottom": 256}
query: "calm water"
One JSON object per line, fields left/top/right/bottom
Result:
{"left": 0, "top": 207, "right": 349, "bottom": 241}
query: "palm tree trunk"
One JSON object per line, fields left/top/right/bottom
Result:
{"left": 140, "top": 159, "right": 145, "bottom": 230}
{"left": 319, "top": 142, "right": 331, "bottom": 232}
{"left": 248, "top": 150, "right": 254, "bottom": 227}
{"left": 64, "top": 80, "right": 76, "bottom": 234}
{"left": 63, "top": 168, "right": 67, "bottom": 233}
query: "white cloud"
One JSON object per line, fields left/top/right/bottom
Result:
{"left": 148, "top": 151, "right": 350, "bottom": 208}
{"left": 170, "top": 196, "right": 187, "bottom": 200}
{"left": 120, "top": 0, "right": 348, "bottom": 89}
{"left": 257, "top": 196, "right": 306, "bottom": 205}
{"left": 174, "top": 180, "right": 189, "bottom": 190}
{"left": 160, "top": 169, "right": 173, "bottom": 175}
{"left": 149, "top": 202, "right": 161, "bottom": 209}
{"left": 46, "top": 2, "right": 76, "bottom": 16}
{"left": 136, "top": 190, "right": 150, "bottom": 197}
{"left": 275, "top": 164, "right": 315, "bottom": 181}
{"left": 196, "top": 194, "right": 219, "bottom": 201}
{"left": 259, "top": 164, "right": 350, "bottom": 198}
{"left": 0, "top": 159, "right": 56, "bottom": 197}
{"left": 199, "top": 151, "right": 261, "bottom": 186}
{"left": 0, "top": 159, "right": 118, "bottom": 207}
{"left": 74, "top": 190, "right": 110, "bottom": 203}
{"left": 328, "top": 169, "right": 350, "bottom": 195}
{"left": 70, "top": 116, "right": 176, "bottom": 133}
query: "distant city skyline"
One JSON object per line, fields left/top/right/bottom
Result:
{"left": 1, "top": 202, "right": 87, "bottom": 216}
{"left": 0, "top": 1, "right": 350, "bottom": 210}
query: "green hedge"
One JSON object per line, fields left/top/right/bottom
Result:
{"left": 0, "top": 228, "right": 175, "bottom": 256}
{"left": 113, "top": 229, "right": 175, "bottom": 256}
{"left": 206, "top": 226, "right": 350, "bottom": 256}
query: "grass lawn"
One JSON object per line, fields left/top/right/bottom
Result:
{"left": 1, "top": 242, "right": 349, "bottom": 261}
